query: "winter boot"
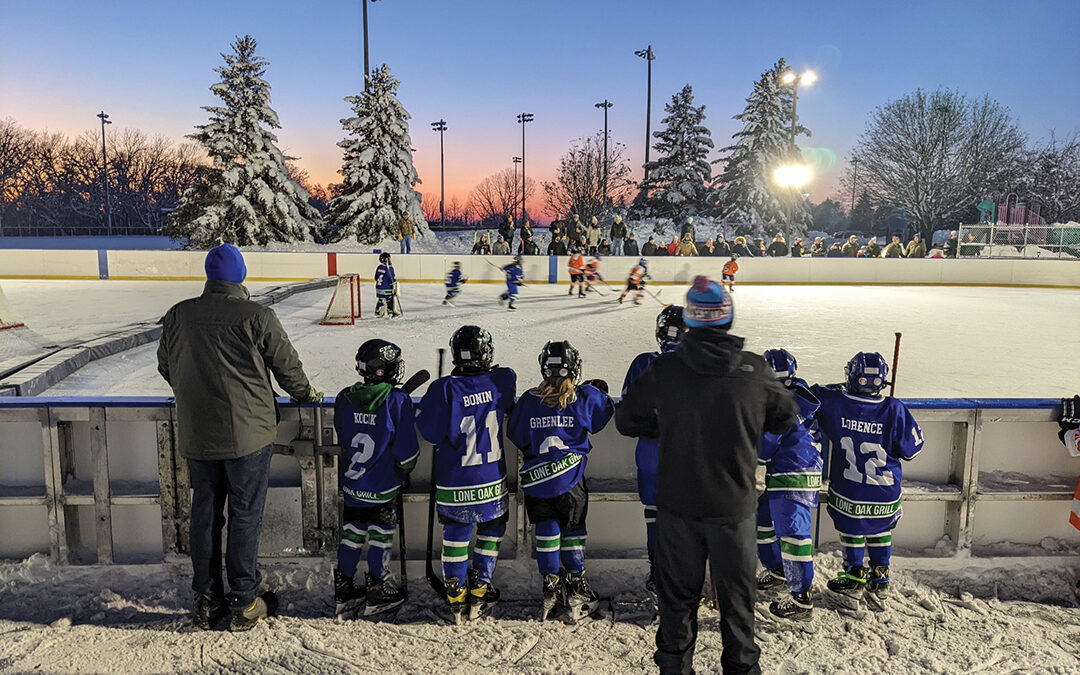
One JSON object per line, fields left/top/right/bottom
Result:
{"left": 756, "top": 566, "right": 787, "bottom": 592}
{"left": 445, "top": 576, "right": 467, "bottom": 625}
{"left": 229, "top": 591, "right": 278, "bottom": 632}
{"left": 333, "top": 568, "right": 366, "bottom": 617}
{"left": 645, "top": 564, "right": 656, "bottom": 594}
{"left": 865, "top": 565, "right": 890, "bottom": 611}
{"left": 769, "top": 590, "right": 813, "bottom": 621}
{"left": 192, "top": 593, "right": 229, "bottom": 631}
{"left": 467, "top": 568, "right": 500, "bottom": 621}
{"left": 564, "top": 571, "right": 600, "bottom": 623}
{"left": 542, "top": 572, "right": 566, "bottom": 621}
{"left": 364, "top": 572, "right": 406, "bottom": 616}
{"left": 827, "top": 565, "right": 869, "bottom": 598}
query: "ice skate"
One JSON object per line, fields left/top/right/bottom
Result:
{"left": 542, "top": 572, "right": 566, "bottom": 621}
{"left": 507, "top": 304, "right": 516, "bottom": 311}
{"left": 333, "top": 568, "right": 366, "bottom": 618}
{"left": 827, "top": 565, "right": 868, "bottom": 601}
{"left": 467, "top": 569, "right": 500, "bottom": 621}
{"left": 864, "top": 565, "right": 889, "bottom": 612}
{"left": 363, "top": 572, "right": 406, "bottom": 617}
{"left": 564, "top": 571, "right": 600, "bottom": 623}
{"left": 578, "top": 291, "right": 586, "bottom": 298}
{"left": 445, "top": 576, "right": 467, "bottom": 625}
{"left": 769, "top": 590, "right": 813, "bottom": 621}
{"left": 568, "top": 287, "right": 575, "bottom": 296}
{"left": 756, "top": 566, "right": 787, "bottom": 592}
{"left": 192, "top": 592, "right": 229, "bottom": 631}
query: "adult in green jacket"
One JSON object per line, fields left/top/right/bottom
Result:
{"left": 158, "top": 243, "right": 320, "bottom": 632}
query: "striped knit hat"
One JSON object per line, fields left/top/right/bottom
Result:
{"left": 684, "top": 275, "right": 733, "bottom": 329}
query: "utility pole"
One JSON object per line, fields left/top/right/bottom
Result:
{"left": 97, "top": 111, "right": 113, "bottom": 236}
{"left": 634, "top": 46, "right": 655, "bottom": 179}
{"left": 431, "top": 120, "right": 447, "bottom": 228}
{"left": 362, "top": 0, "right": 380, "bottom": 90}
{"left": 517, "top": 113, "right": 533, "bottom": 221}
{"left": 850, "top": 157, "right": 859, "bottom": 214}
{"left": 512, "top": 156, "right": 522, "bottom": 220}
{"left": 594, "top": 100, "right": 613, "bottom": 206}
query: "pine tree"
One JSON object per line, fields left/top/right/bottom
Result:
{"left": 325, "top": 65, "right": 426, "bottom": 243}
{"left": 713, "top": 59, "right": 812, "bottom": 233}
{"left": 166, "top": 35, "right": 319, "bottom": 247}
{"left": 637, "top": 85, "right": 714, "bottom": 219}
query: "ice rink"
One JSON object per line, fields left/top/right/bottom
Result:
{"left": 2, "top": 278, "right": 1079, "bottom": 398}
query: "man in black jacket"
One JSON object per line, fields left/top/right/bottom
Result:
{"left": 625, "top": 233, "right": 640, "bottom": 257}
{"left": 617, "top": 275, "right": 798, "bottom": 675}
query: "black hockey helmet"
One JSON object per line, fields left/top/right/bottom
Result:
{"left": 450, "top": 325, "right": 494, "bottom": 372}
{"left": 539, "top": 340, "right": 582, "bottom": 382}
{"left": 379, "top": 252, "right": 392, "bottom": 265}
{"left": 513, "top": 255, "right": 523, "bottom": 264}
{"left": 355, "top": 338, "right": 405, "bottom": 385}
{"left": 655, "top": 305, "right": 687, "bottom": 348}
{"left": 452, "top": 260, "right": 461, "bottom": 269}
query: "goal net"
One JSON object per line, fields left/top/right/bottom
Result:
{"left": 0, "top": 284, "right": 25, "bottom": 331}
{"left": 320, "top": 274, "right": 361, "bottom": 325}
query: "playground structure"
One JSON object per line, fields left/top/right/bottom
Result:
{"left": 962, "top": 194, "right": 1078, "bottom": 258}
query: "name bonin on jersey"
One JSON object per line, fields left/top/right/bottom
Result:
{"left": 841, "top": 417, "right": 883, "bottom": 435}
{"left": 462, "top": 391, "right": 494, "bottom": 407}
{"left": 353, "top": 412, "right": 378, "bottom": 425}
{"left": 530, "top": 415, "right": 575, "bottom": 429}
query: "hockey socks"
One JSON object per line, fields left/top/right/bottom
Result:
{"left": 839, "top": 531, "right": 892, "bottom": 569}
{"left": 338, "top": 521, "right": 395, "bottom": 580}
{"left": 441, "top": 520, "right": 506, "bottom": 585}
{"left": 473, "top": 520, "right": 505, "bottom": 582}
{"left": 535, "top": 520, "right": 561, "bottom": 577}
{"left": 560, "top": 526, "right": 586, "bottom": 574}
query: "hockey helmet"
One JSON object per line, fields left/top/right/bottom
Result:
{"left": 513, "top": 255, "right": 523, "bottom": 265}
{"left": 638, "top": 257, "right": 648, "bottom": 269}
{"left": 379, "top": 252, "right": 392, "bottom": 265}
{"left": 452, "top": 260, "right": 461, "bottom": 269}
{"left": 655, "top": 305, "right": 687, "bottom": 349}
{"left": 539, "top": 340, "right": 582, "bottom": 382}
{"left": 450, "top": 325, "right": 495, "bottom": 372}
{"left": 763, "top": 349, "right": 798, "bottom": 387}
{"left": 845, "top": 352, "right": 890, "bottom": 396}
{"left": 355, "top": 338, "right": 405, "bottom": 385}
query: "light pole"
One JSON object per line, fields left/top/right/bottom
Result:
{"left": 517, "top": 113, "right": 533, "bottom": 221}
{"left": 773, "top": 164, "right": 812, "bottom": 244}
{"left": 431, "top": 120, "right": 447, "bottom": 229}
{"left": 362, "top": 0, "right": 381, "bottom": 89}
{"left": 634, "top": 46, "right": 655, "bottom": 179}
{"left": 594, "top": 100, "right": 613, "bottom": 206}
{"left": 97, "top": 111, "right": 113, "bottom": 236}
{"left": 780, "top": 69, "right": 817, "bottom": 154}
{"left": 512, "top": 156, "right": 522, "bottom": 220}
{"left": 850, "top": 157, "right": 859, "bottom": 214}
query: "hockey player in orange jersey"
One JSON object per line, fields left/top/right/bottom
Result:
{"left": 619, "top": 258, "right": 651, "bottom": 305}
{"left": 568, "top": 248, "right": 586, "bottom": 298}
{"left": 722, "top": 255, "right": 739, "bottom": 292}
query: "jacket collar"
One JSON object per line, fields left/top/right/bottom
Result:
{"left": 203, "top": 280, "right": 250, "bottom": 300}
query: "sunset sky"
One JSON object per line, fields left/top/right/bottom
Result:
{"left": 2, "top": 0, "right": 1078, "bottom": 220}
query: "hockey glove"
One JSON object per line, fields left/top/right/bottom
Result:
{"left": 582, "top": 378, "right": 609, "bottom": 394}
{"left": 291, "top": 385, "right": 324, "bottom": 404}
{"left": 1060, "top": 395, "right": 1080, "bottom": 427}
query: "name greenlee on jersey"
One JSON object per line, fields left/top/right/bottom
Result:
{"left": 841, "top": 418, "right": 884, "bottom": 434}
{"left": 353, "top": 412, "right": 378, "bottom": 425}
{"left": 463, "top": 391, "right": 494, "bottom": 407}
{"left": 530, "top": 415, "right": 575, "bottom": 429}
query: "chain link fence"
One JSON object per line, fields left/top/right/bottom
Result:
{"left": 957, "top": 222, "right": 1080, "bottom": 259}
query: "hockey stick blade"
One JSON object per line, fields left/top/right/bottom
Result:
{"left": 396, "top": 369, "right": 431, "bottom": 395}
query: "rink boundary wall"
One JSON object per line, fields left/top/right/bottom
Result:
{"left": 1, "top": 249, "right": 1078, "bottom": 288}
{"left": 0, "top": 396, "right": 1076, "bottom": 565}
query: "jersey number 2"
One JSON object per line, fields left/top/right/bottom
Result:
{"left": 344, "top": 432, "right": 375, "bottom": 480}
{"left": 840, "top": 436, "right": 894, "bottom": 486}
{"left": 461, "top": 411, "right": 502, "bottom": 466}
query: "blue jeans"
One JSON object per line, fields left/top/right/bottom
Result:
{"left": 400, "top": 235, "right": 413, "bottom": 253}
{"left": 187, "top": 444, "right": 273, "bottom": 609}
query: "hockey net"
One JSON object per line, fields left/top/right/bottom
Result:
{"left": 320, "top": 274, "right": 361, "bottom": 325}
{"left": 0, "top": 283, "right": 25, "bottom": 331}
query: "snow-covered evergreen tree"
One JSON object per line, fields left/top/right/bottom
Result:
{"left": 325, "top": 65, "right": 426, "bottom": 243}
{"left": 166, "top": 35, "right": 319, "bottom": 247}
{"left": 713, "top": 59, "right": 812, "bottom": 233}
{"left": 636, "top": 85, "right": 714, "bottom": 219}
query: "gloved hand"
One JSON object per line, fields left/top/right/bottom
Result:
{"left": 582, "top": 378, "right": 609, "bottom": 394}
{"left": 1060, "top": 395, "right": 1080, "bottom": 427}
{"left": 292, "top": 385, "right": 324, "bottom": 404}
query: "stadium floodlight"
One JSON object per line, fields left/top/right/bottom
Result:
{"left": 431, "top": 120, "right": 447, "bottom": 228}
{"left": 774, "top": 164, "right": 812, "bottom": 244}
{"left": 780, "top": 69, "right": 817, "bottom": 152}
{"left": 594, "top": 100, "right": 613, "bottom": 204}
{"left": 516, "top": 113, "right": 534, "bottom": 221}
{"left": 96, "top": 111, "right": 113, "bottom": 236}
{"left": 634, "top": 46, "right": 655, "bottom": 177}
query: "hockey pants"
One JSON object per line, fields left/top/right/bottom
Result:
{"left": 755, "top": 493, "right": 814, "bottom": 594}
{"left": 441, "top": 520, "right": 506, "bottom": 584}
{"left": 375, "top": 293, "right": 396, "bottom": 316}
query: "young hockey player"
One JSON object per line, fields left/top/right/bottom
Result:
{"left": 374, "top": 252, "right": 400, "bottom": 318}
{"left": 506, "top": 341, "right": 615, "bottom": 622}
{"left": 620, "top": 305, "right": 687, "bottom": 591}
{"left": 498, "top": 255, "right": 524, "bottom": 311}
{"left": 332, "top": 339, "right": 419, "bottom": 617}
{"left": 583, "top": 256, "right": 602, "bottom": 293}
{"left": 755, "top": 349, "right": 823, "bottom": 621}
{"left": 721, "top": 255, "right": 739, "bottom": 293}
{"left": 416, "top": 326, "right": 517, "bottom": 623}
{"left": 568, "top": 248, "right": 586, "bottom": 297}
{"left": 811, "top": 352, "right": 923, "bottom": 611}
{"left": 619, "top": 258, "right": 650, "bottom": 305}
{"left": 443, "top": 261, "right": 467, "bottom": 306}
{"left": 1058, "top": 395, "right": 1080, "bottom": 603}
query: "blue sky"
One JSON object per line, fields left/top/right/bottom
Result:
{"left": 2, "top": 0, "right": 1077, "bottom": 215}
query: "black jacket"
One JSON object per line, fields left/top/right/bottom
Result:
{"left": 714, "top": 241, "right": 732, "bottom": 257}
{"left": 767, "top": 241, "right": 789, "bottom": 257}
{"left": 732, "top": 243, "right": 754, "bottom": 258}
{"left": 790, "top": 243, "right": 804, "bottom": 257}
{"left": 547, "top": 240, "right": 567, "bottom": 256}
{"left": 641, "top": 242, "right": 658, "bottom": 256}
{"left": 616, "top": 328, "right": 798, "bottom": 521}
{"left": 625, "top": 238, "right": 640, "bottom": 256}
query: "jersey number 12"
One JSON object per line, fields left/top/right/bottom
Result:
{"left": 839, "top": 436, "right": 894, "bottom": 486}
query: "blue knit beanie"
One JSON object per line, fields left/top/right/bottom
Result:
{"left": 205, "top": 244, "right": 247, "bottom": 283}
{"left": 684, "top": 275, "right": 733, "bottom": 328}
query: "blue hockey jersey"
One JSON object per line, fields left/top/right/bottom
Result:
{"left": 507, "top": 384, "right": 615, "bottom": 498}
{"left": 375, "top": 264, "right": 396, "bottom": 294}
{"left": 621, "top": 346, "right": 676, "bottom": 474}
{"left": 417, "top": 367, "right": 517, "bottom": 522}
{"left": 503, "top": 263, "right": 524, "bottom": 288}
{"left": 811, "top": 385, "right": 924, "bottom": 534}
{"left": 445, "top": 268, "right": 465, "bottom": 290}
{"left": 333, "top": 385, "right": 419, "bottom": 505}
{"left": 759, "top": 380, "right": 822, "bottom": 507}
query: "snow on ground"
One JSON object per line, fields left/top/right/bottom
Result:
{"left": 4, "top": 279, "right": 1078, "bottom": 398}
{"left": 1, "top": 553, "right": 1078, "bottom": 674}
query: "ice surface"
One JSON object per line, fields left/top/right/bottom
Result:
{"left": 4, "top": 279, "right": 1078, "bottom": 398}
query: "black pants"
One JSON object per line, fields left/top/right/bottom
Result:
{"left": 654, "top": 509, "right": 760, "bottom": 675}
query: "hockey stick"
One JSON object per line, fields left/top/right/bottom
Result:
{"left": 393, "top": 286, "right": 405, "bottom": 318}
{"left": 641, "top": 286, "right": 671, "bottom": 308}
{"left": 393, "top": 369, "right": 432, "bottom": 595}
{"left": 889, "top": 332, "right": 902, "bottom": 397}
{"left": 425, "top": 349, "right": 447, "bottom": 596}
